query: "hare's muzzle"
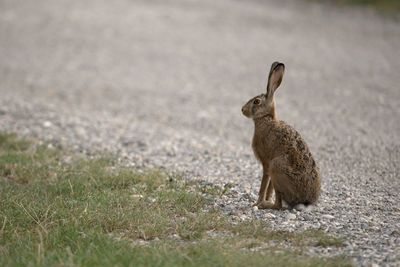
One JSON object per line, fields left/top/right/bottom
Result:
{"left": 242, "top": 105, "right": 251, "bottom": 118}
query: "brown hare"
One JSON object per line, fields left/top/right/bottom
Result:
{"left": 242, "top": 62, "right": 320, "bottom": 210}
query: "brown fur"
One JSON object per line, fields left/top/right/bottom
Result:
{"left": 242, "top": 62, "right": 321, "bottom": 209}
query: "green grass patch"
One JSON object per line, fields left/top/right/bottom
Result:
{"left": 0, "top": 132, "right": 351, "bottom": 266}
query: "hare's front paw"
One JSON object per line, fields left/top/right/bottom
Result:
{"left": 252, "top": 197, "right": 266, "bottom": 207}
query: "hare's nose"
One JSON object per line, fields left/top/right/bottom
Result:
{"left": 241, "top": 107, "right": 244, "bottom": 112}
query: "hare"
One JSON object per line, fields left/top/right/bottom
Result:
{"left": 241, "top": 62, "right": 320, "bottom": 210}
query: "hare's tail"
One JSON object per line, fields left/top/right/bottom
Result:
{"left": 294, "top": 203, "right": 315, "bottom": 212}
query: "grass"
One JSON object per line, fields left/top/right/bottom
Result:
{"left": 309, "top": 0, "right": 400, "bottom": 14}
{"left": 0, "top": 133, "right": 351, "bottom": 266}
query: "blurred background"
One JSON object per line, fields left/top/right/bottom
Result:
{"left": 0, "top": 0, "right": 399, "bottom": 186}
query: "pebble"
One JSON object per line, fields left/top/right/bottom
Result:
{"left": 43, "top": 121, "right": 52, "bottom": 128}
{"left": 322, "top": 214, "right": 334, "bottom": 220}
{"left": 264, "top": 213, "right": 276, "bottom": 219}
{"left": 286, "top": 213, "right": 296, "bottom": 220}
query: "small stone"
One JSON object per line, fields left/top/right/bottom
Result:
{"left": 170, "top": 234, "right": 180, "bottom": 239}
{"left": 240, "top": 215, "right": 249, "bottom": 221}
{"left": 294, "top": 203, "right": 305, "bottom": 211}
{"left": 286, "top": 213, "right": 296, "bottom": 220}
{"left": 390, "top": 230, "right": 400, "bottom": 237}
{"left": 253, "top": 206, "right": 258, "bottom": 211}
{"left": 43, "top": 121, "right": 52, "bottom": 128}
{"left": 264, "top": 213, "right": 276, "bottom": 219}
{"left": 322, "top": 214, "right": 334, "bottom": 220}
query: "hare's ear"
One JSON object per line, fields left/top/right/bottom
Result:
{"left": 266, "top": 62, "right": 285, "bottom": 99}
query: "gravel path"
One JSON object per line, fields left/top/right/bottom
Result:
{"left": 1, "top": 0, "right": 399, "bottom": 265}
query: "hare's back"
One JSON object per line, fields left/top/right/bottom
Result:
{"left": 275, "top": 121, "right": 317, "bottom": 173}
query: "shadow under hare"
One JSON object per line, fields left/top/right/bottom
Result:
{"left": 242, "top": 62, "right": 320, "bottom": 210}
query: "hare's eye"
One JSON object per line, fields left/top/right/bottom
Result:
{"left": 253, "top": 98, "right": 261, "bottom": 105}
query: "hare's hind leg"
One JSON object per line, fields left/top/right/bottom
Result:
{"left": 258, "top": 157, "right": 293, "bottom": 210}
{"left": 269, "top": 157, "right": 298, "bottom": 208}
